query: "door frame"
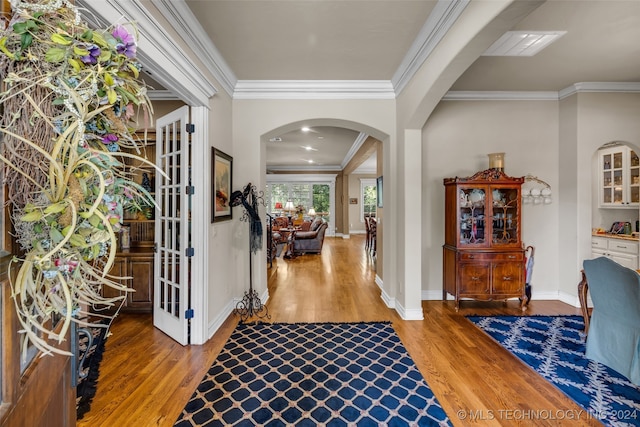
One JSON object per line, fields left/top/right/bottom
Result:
{"left": 188, "top": 106, "right": 208, "bottom": 345}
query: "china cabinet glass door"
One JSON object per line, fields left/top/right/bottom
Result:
{"left": 458, "top": 187, "right": 486, "bottom": 246}
{"left": 630, "top": 150, "right": 639, "bottom": 203}
{"left": 490, "top": 187, "right": 519, "bottom": 245}
{"left": 600, "top": 146, "right": 639, "bottom": 206}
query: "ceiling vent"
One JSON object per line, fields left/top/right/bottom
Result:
{"left": 482, "top": 31, "right": 566, "bottom": 57}
{"left": 269, "top": 137, "right": 283, "bottom": 142}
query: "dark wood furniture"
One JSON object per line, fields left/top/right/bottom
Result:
{"left": 104, "top": 133, "right": 156, "bottom": 313}
{"left": 443, "top": 168, "right": 527, "bottom": 311}
{"left": 578, "top": 270, "right": 591, "bottom": 334}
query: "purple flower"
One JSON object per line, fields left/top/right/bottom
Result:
{"left": 112, "top": 25, "right": 136, "bottom": 58}
{"left": 80, "top": 44, "right": 101, "bottom": 64}
{"left": 102, "top": 134, "right": 118, "bottom": 144}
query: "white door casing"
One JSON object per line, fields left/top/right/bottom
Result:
{"left": 154, "top": 106, "right": 191, "bottom": 345}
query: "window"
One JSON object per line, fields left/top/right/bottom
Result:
{"left": 361, "top": 179, "right": 377, "bottom": 219}
{"left": 266, "top": 174, "right": 336, "bottom": 235}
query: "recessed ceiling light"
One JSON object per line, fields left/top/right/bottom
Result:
{"left": 300, "top": 145, "right": 318, "bottom": 151}
{"left": 301, "top": 127, "right": 311, "bottom": 132}
{"left": 482, "top": 31, "right": 566, "bottom": 57}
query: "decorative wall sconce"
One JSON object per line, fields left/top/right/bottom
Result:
{"left": 522, "top": 174, "right": 552, "bottom": 205}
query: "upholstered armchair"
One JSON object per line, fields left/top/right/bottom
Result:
{"left": 582, "top": 256, "right": 640, "bottom": 385}
{"left": 293, "top": 218, "right": 328, "bottom": 254}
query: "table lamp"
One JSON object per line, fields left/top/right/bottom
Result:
{"left": 284, "top": 201, "right": 295, "bottom": 226}
{"left": 308, "top": 208, "right": 316, "bottom": 217}
{"left": 274, "top": 202, "right": 283, "bottom": 215}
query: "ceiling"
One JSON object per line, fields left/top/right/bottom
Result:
{"left": 171, "top": 1, "right": 640, "bottom": 172}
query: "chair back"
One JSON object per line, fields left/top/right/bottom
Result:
{"left": 583, "top": 257, "right": 640, "bottom": 326}
{"left": 272, "top": 216, "right": 289, "bottom": 230}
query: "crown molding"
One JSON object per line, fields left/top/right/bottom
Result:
{"left": 341, "top": 133, "right": 369, "bottom": 170}
{"left": 266, "top": 165, "right": 343, "bottom": 172}
{"left": 233, "top": 80, "right": 395, "bottom": 100}
{"left": 444, "top": 82, "right": 640, "bottom": 101}
{"left": 353, "top": 167, "right": 377, "bottom": 174}
{"left": 77, "top": 0, "right": 217, "bottom": 106}
{"left": 559, "top": 82, "right": 640, "bottom": 99}
{"left": 443, "top": 91, "right": 559, "bottom": 101}
{"left": 147, "top": 90, "right": 182, "bottom": 101}
{"left": 266, "top": 173, "right": 339, "bottom": 181}
{"left": 153, "top": 0, "right": 237, "bottom": 97}
{"left": 392, "top": 0, "right": 470, "bottom": 95}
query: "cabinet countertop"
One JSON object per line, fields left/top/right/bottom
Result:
{"left": 592, "top": 232, "right": 639, "bottom": 242}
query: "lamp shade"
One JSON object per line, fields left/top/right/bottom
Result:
{"left": 308, "top": 208, "right": 316, "bottom": 216}
{"left": 284, "top": 201, "right": 295, "bottom": 212}
{"left": 274, "top": 202, "right": 283, "bottom": 210}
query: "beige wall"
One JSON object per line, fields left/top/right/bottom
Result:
{"left": 423, "top": 100, "right": 560, "bottom": 299}
{"left": 423, "top": 93, "right": 640, "bottom": 303}
{"left": 232, "top": 99, "right": 396, "bottom": 299}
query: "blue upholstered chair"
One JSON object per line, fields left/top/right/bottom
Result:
{"left": 582, "top": 257, "right": 640, "bottom": 385}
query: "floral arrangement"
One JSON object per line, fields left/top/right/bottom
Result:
{"left": 294, "top": 204, "right": 305, "bottom": 215}
{"left": 0, "top": 0, "right": 156, "bottom": 357}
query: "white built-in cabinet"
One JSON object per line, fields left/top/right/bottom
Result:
{"left": 599, "top": 145, "right": 640, "bottom": 207}
{"left": 592, "top": 236, "right": 638, "bottom": 270}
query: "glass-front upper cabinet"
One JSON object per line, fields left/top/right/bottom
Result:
{"left": 600, "top": 145, "right": 640, "bottom": 207}
{"left": 444, "top": 169, "right": 523, "bottom": 250}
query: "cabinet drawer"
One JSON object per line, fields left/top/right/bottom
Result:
{"left": 608, "top": 240, "right": 638, "bottom": 254}
{"left": 459, "top": 252, "right": 523, "bottom": 261}
{"left": 591, "top": 237, "right": 607, "bottom": 249}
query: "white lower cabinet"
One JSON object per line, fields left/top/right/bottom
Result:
{"left": 592, "top": 236, "right": 639, "bottom": 270}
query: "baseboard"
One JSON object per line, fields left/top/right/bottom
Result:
{"left": 425, "top": 289, "right": 583, "bottom": 308}
{"left": 375, "top": 274, "right": 383, "bottom": 289}
{"left": 207, "top": 299, "right": 236, "bottom": 340}
{"left": 558, "top": 290, "right": 583, "bottom": 308}
{"left": 380, "top": 288, "right": 395, "bottom": 309}
{"left": 395, "top": 301, "right": 424, "bottom": 321}
{"left": 421, "top": 290, "right": 443, "bottom": 300}
{"left": 349, "top": 230, "right": 366, "bottom": 235}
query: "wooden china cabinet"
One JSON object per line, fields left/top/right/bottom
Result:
{"left": 443, "top": 168, "right": 527, "bottom": 311}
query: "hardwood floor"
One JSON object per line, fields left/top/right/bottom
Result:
{"left": 78, "top": 236, "right": 600, "bottom": 426}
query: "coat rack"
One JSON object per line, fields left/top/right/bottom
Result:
{"left": 230, "top": 183, "right": 271, "bottom": 323}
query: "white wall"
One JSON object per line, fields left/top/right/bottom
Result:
{"left": 207, "top": 91, "right": 236, "bottom": 334}
{"left": 567, "top": 92, "right": 640, "bottom": 302}
{"left": 422, "top": 100, "right": 560, "bottom": 300}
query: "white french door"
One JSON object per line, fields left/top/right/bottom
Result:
{"left": 153, "top": 106, "right": 191, "bottom": 345}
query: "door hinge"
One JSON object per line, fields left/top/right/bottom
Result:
{"left": 186, "top": 123, "right": 195, "bottom": 134}
{"left": 185, "top": 309, "right": 194, "bottom": 319}
{"left": 186, "top": 185, "right": 195, "bottom": 195}
{"left": 186, "top": 247, "right": 195, "bottom": 257}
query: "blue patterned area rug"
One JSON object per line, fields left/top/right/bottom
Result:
{"left": 467, "top": 315, "right": 640, "bottom": 427}
{"left": 174, "top": 322, "right": 451, "bottom": 426}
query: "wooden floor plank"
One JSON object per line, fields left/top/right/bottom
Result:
{"left": 78, "top": 236, "right": 601, "bottom": 426}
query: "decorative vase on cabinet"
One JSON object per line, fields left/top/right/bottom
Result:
{"left": 443, "top": 168, "right": 527, "bottom": 311}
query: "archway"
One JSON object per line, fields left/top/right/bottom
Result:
{"left": 261, "top": 118, "right": 390, "bottom": 309}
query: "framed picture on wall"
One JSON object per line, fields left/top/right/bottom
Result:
{"left": 212, "top": 147, "right": 233, "bottom": 222}
{"left": 377, "top": 176, "right": 383, "bottom": 208}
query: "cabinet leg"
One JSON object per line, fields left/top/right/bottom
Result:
{"left": 454, "top": 299, "right": 460, "bottom": 312}
{"left": 520, "top": 297, "right": 528, "bottom": 311}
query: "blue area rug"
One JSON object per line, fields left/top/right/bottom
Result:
{"left": 467, "top": 315, "right": 640, "bottom": 427}
{"left": 174, "top": 322, "right": 451, "bottom": 426}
